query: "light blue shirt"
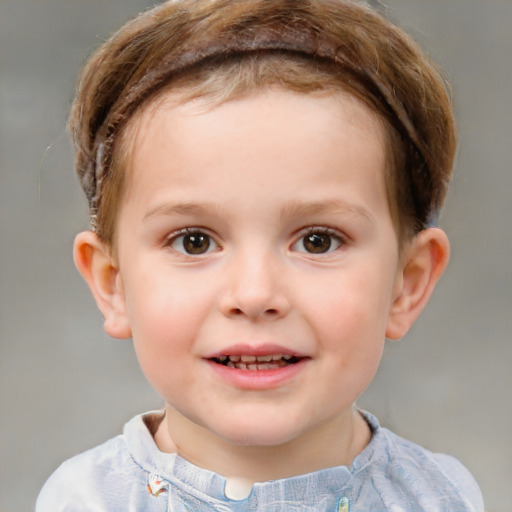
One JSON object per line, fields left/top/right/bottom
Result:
{"left": 36, "top": 411, "right": 483, "bottom": 511}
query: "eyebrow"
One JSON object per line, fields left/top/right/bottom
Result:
{"left": 280, "top": 199, "right": 376, "bottom": 225}
{"left": 143, "top": 199, "right": 375, "bottom": 224}
{"left": 143, "top": 202, "right": 228, "bottom": 221}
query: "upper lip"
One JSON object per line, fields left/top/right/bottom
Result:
{"left": 204, "top": 343, "right": 307, "bottom": 359}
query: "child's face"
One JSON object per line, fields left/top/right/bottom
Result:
{"left": 114, "top": 89, "right": 403, "bottom": 447}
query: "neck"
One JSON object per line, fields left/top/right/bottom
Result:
{"left": 154, "top": 405, "right": 371, "bottom": 483}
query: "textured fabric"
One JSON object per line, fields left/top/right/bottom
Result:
{"left": 36, "top": 411, "right": 483, "bottom": 511}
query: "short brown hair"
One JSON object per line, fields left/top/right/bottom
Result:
{"left": 69, "top": 0, "right": 456, "bottom": 245}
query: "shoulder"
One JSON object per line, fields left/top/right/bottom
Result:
{"left": 377, "top": 425, "right": 484, "bottom": 511}
{"left": 35, "top": 434, "right": 149, "bottom": 511}
{"left": 431, "top": 452, "right": 485, "bottom": 509}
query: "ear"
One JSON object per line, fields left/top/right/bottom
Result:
{"left": 73, "top": 231, "right": 132, "bottom": 339}
{"left": 385, "top": 228, "right": 450, "bottom": 340}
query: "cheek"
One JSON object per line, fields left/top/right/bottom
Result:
{"left": 131, "top": 301, "right": 202, "bottom": 400}
{"left": 312, "top": 280, "right": 387, "bottom": 399}
{"left": 124, "top": 272, "right": 214, "bottom": 380}
{"left": 300, "top": 268, "right": 394, "bottom": 349}
{"left": 126, "top": 265, "right": 213, "bottom": 332}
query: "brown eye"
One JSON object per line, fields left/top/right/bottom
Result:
{"left": 303, "top": 233, "right": 332, "bottom": 253}
{"left": 292, "top": 229, "right": 343, "bottom": 255}
{"left": 182, "top": 233, "right": 210, "bottom": 254}
{"left": 170, "top": 231, "right": 216, "bottom": 255}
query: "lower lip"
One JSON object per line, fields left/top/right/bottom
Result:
{"left": 205, "top": 358, "right": 309, "bottom": 390}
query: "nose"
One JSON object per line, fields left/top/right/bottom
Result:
{"left": 218, "top": 249, "right": 290, "bottom": 321}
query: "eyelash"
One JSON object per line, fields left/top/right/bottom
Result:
{"left": 165, "top": 228, "right": 219, "bottom": 256}
{"left": 164, "top": 226, "right": 347, "bottom": 257}
{"left": 292, "top": 226, "right": 347, "bottom": 255}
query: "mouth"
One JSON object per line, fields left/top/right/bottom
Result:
{"left": 210, "top": 354, "right": 303, "bottom": 371}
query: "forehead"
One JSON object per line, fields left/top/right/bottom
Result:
{"left": 128, "top": 87, "right": 386, "bottom": 166}
{"left": 119, "top": 88, "right": 389, "bottom": 220}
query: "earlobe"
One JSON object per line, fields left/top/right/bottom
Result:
{"left": 385, "top": 228, "right": 450, "bottom": 340}
{"left": 73, "top": 231, "right": 132, "bottom": 339}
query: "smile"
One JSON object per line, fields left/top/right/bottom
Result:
{"left": 211, "top": 354, "right": 301, "bottom": 371}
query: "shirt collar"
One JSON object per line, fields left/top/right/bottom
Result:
{"left": 124, "top": 409, "right": 383, "bottom": 502}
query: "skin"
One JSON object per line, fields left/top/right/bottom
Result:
{"left": 75, "top": 89, "right": 450, "bottom": 483}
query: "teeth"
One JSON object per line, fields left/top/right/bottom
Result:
{"left": 219, "top": 354, "right": 297, "bottom": 369}
{"left": 236, "top": 361, "right": 284, "bottom": 370}
{"left": 256, "top": 355, "right": 273, "bottom": 362}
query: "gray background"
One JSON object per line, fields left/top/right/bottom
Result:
{"left": 0, "top": 1, "right": 510, "bottom": 511}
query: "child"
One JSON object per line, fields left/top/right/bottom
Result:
{"left": 37, "top": 0, "right": 484, "bottom": 510}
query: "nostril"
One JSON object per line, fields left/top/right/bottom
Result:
{"left": 220, "top": 293, "right": 290, "bottom": 320}
{"left": 229, "top": 306, "right": 280, "bottom": 318}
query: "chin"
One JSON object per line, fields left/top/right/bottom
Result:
{"left": 215, "top": 420, "right": 305, "bottom": 448}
